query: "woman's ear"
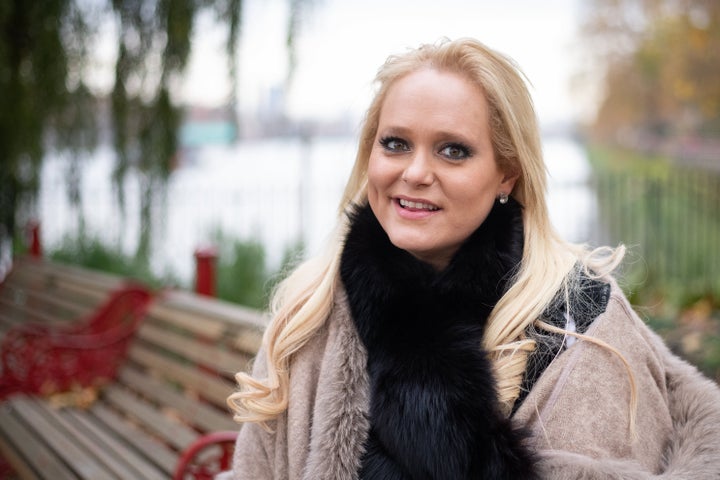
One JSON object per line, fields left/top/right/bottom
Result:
{"left": 500, "top": 170, "right": 519, "bottom": 193}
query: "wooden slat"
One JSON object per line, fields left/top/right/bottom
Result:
{"left": 8, "top": 261, "right": 120, "bottom": 302}
{"left": 0, "top": 265, "right": 48, "bottom": 292}
{"left": 0, "top": 318, "right": 14, "bottom": 338}
{"left": 0, "top": 270, "right": 103, "bottom": 324}
{"left": 2, "top": 286, "right": 93, "bottom": 319}
{"left": 0, "top": 437, "right": 42, "bottom": 480}
{"left": 118, "top": 366, "right": 237, "bottom": 432}
{"left": 0, "top": 405, "right": 53, "bottom": 480}
{"left": 146, "top": 303, "right": 226, "bottom": 340}
{"left": 0, "top": 302, "right": 35, "bottom": 326}
{"left": 5, "top": 399, "right": 86, "bottom": 480}
{"left": 102, "top": 385, "right": 198, "bottom": 452}
{"left": 0, "top": 294, "right": 93, "bottom": 324}
{"left": 138, "top": 322, "right": 252, "bottom": 375}
{"left": 17, "top": 288, "right": 92, "bottom": 319}
{"left": 63, "top": 409, "right": 167, "bottom": 480}
{"left": 234, "top": 329, "right": 264, "bottom": 355}
{"left": 13, "top": 398, "right": 116, "bottom": 480}
{"left": 48, "top": 408, "right": 143, "bottom": 479}
{"left": 54, "top": 281, "right": 112, "bottom": 304}
{"left": 128, "top": 344, "right": 233, "bottom": 408}
{"left": 23, "top": 260, "right": 124, "bottom": 292}
{"left": 0, "top": 298, "right": 72, "bottom": 325}
{"left": 91, "top": 404, "right": 177, "bottom": 476}
{"left": 160, "top": 290, "right": 268, "bottom": 329}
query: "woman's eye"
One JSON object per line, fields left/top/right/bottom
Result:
{"left": 439, "top": 143, "right": 471, "bottom": 160}
{"left": 379, "top": 136, "right": 409, "bottom": 152}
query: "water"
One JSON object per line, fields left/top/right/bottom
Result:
{"left": 544, "top": 136, "right": 598, "bottom": 243}
{"left": 38, "top": 134, "right": 596, "bottom": 284}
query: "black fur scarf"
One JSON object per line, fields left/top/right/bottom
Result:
{"left": 339, "top": 199, "right": 537, "bottom": 480}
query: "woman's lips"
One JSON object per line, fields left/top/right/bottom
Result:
{"left": 398, "top": 198, "right": 439, "bottom": 211}
{"left": 393, "top": 197, "right": 441, "bottom": 219}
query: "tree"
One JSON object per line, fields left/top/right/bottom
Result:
{"left": 0, "top": 0, "right": 93, "bottom": 252}
{"left": 580, "top": 0, "right": 720, "bottom": 141}
{"left": 0, "top": 0, "right": 310, "bottom": 261}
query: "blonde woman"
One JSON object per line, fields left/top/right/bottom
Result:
{"left": 227, "top": 38, "right": 720, "bottom": 479}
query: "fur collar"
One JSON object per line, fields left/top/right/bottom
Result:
{"left": 340, "top": 199, "right": 537, "bottom": 479}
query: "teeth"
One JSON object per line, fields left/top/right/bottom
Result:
{"left": 399, "top": 199, "right": 439, "bottom": 211}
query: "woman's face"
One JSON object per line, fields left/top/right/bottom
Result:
{"left": 367, "top": 68, "right": 517, "bottom": 270}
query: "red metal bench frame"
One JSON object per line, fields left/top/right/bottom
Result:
{"left": 0, "top": 280, "right": 242, "bottom": 480}
{"left": 0, "top": 285, "right": 153, "bottom": 398}
{"left": 174, "top": 431, "right": 238, "bottom": 480}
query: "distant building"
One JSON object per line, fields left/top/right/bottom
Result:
{"left": 180, "top": 106, "right": 238, "bottom": 148}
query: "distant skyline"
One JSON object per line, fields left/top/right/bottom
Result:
{"left": 92, "top": 0, "right": 597, "bottom": 128}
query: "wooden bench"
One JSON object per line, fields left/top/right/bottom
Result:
{"left": 0, "top": 257, "right": 266, "bottom": 479}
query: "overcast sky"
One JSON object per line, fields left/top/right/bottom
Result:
{"left": 179, "top": 0, "right": 595, "bottom": 126}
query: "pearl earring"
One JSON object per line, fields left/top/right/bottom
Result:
{"left": 498, "top": 192, "right": 509, "bottom": 204}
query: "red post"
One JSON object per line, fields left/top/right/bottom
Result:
{"left": 194, "top": 247, "right": 218, "bottom": 297}
{"left": 27, "top": 220, "right": 42, "bottom": 258}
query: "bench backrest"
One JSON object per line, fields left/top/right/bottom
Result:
{"left": 0, "top": 257, "right": 126, "bottom": 332}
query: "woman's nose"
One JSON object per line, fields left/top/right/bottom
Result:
{"left": 401, "top": 151, "right": 434, "bottom": 186}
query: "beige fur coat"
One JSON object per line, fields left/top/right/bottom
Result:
{"left": 230, "top": 281, "right": 720, "bottom": 479}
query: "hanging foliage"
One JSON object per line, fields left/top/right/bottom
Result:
{"left": 0, "top": 0, "right": 86, "bottom": 246}
{"left": 0, "top": 0, "right": 309, "bottom": 260}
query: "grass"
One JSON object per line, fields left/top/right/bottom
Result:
{"left": 48, "top": 234, "right": 178, "bottom": 289}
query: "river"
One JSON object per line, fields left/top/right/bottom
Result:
{"left": 37, "top": 134, "right": 597, "bottom": 284}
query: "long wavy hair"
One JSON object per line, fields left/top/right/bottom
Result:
{"left": 228, "top": 38, "right": 628, "bottom": 423}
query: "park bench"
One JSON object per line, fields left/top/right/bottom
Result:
{"left": 0, "top": 257, "right": 265, "bottom": 479}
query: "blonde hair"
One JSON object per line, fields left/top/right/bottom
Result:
{"left": 228, "top": 38, "right": 628, "bottom": 423}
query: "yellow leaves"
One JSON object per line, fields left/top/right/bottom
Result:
{"left": 46, "top": 383, "right": 101, "bottom": 410}
{"left": 673, "top": 78, "right": 695, "bottom": 101}
{"left": 583, "top": 1, "right": 720, "bottom": 136}
{"left": 688, "top": 27, "right": 709, "bottom": 49}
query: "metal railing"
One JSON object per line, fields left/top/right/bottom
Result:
{"left": 590, "top": 166, "right": 720, "bottom": 297}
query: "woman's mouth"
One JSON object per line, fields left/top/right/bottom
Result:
{"left": 398, "top": 198, "right": 440, "bottom": 211}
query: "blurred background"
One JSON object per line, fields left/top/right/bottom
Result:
{"left": 1, "top": 0, "right": 718, "bottom": 378}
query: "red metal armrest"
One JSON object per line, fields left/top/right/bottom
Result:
{"left": 0, "top": 286, "right": 152, "bottom": 399}
{"left": 173, "top": 431, "right": 238, "bottom": 480}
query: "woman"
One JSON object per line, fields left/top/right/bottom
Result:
{"left": 227, "top": 38, "right": 720, "bottom": 479}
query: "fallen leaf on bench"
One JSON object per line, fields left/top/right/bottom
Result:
{"left": 46, "top": 384, "right": 100, "bottom": 410}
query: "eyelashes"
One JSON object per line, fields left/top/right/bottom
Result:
{"left": 439, "top": 143, "right": 473, "bottom": 160}
{"left": 378, "top": 136, "right": 474, "bottom": 161}
{"left": 379, "top": 136, "right": 409, "bottom": 152}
